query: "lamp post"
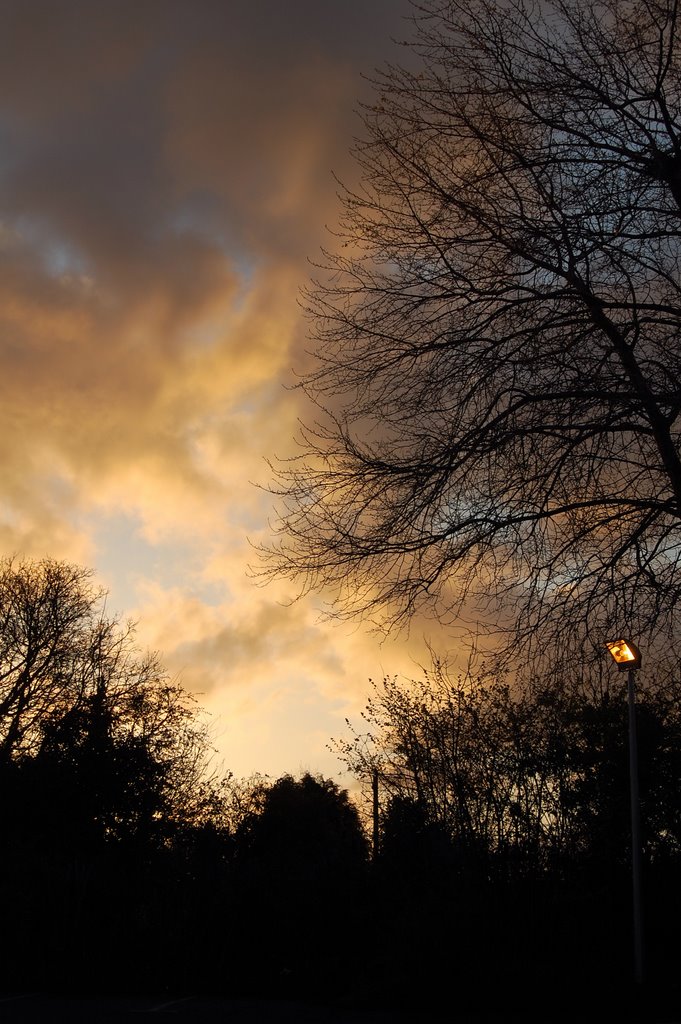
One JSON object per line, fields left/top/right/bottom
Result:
{"left": 605, "top": 639, "right": 643, "bottom": 986}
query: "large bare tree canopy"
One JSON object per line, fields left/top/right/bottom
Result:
{"left": 265, "top": 0, "right": 681, "bottom": 664}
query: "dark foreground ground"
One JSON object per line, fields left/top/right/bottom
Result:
{"left": 0, "top": 995, "right": 402, "bottom": 1023}
{"left": 0, "top": 992, "right": 680, "bottom": 1024}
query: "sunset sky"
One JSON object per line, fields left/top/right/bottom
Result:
{"left": 0, "top": 0, "right": 455, "bottom": 784}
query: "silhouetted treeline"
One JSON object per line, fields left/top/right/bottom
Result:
{"left": 0, "top": 559, "right": 369, "bottom": 1001}
{"left": 335, "top": 665, "right": 681, "bottom": 1014}
{"left": 0, "top": 559, "right": 680, "bottom": 1018}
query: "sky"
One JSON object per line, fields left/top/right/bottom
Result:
{"left": 0, "top": 0, "right": 460, "bottom": 785}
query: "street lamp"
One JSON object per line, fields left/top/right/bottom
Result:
{"left": 605, "top": 638, "right": 643, "bottom": 986}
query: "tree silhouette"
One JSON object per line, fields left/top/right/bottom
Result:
{"left": 265, "top": 0, "right": 681, "bottom": 670}
{"left": 0, "top": 558, "right": 99, "bottom": 760}
{"left": 0, "top": 558, "right": 227, "bottom": 994}
{"left": 231, "top": 773, "right": 369, "bottom": 998}
{"left": 334, "top": 665, "right": 681, "bottom": 1007}
{"left": 237, "top": 772, "right": 368, "bottom": 869}
{"left": 335, "top": 666, "right": 681, "bottom": 875}
{"left": 0, "top": 557, "right": 218, "bottom": 838}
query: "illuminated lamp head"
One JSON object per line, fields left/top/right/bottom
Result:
{"left": 605, "top": 639, "right": 642, "bottom": 671}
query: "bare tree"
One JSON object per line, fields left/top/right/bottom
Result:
{"left": 265, "top": 0, "right": 681, "bottom": 666}
{"left": 334, "top": 664, "right": 681, "bottom": 868}
{"left": 0, "top": 556, "right": 219, "bottom": 836}
{"left": 0, "top": 558, "right": 99, "bottom": 759}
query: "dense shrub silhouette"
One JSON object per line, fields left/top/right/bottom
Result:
{"left": 229, "top": 773, "right": 369, "bottom": 998}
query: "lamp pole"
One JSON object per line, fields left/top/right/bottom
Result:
{"left": 606, "top": 639, "right": 644, "bottom": 986}
{"left": 626, "top": 665, "right": 644, "bottom": 987}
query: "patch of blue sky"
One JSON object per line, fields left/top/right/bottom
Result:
{"left": 43, "top": 239, "right": 88, "bottom": 278}
{"left": 91, "top": 510, "right": 232, "bottom": 616}
{"left": 167, "top": 189, "right": 258, "bottom": 284}
{"left": 12, "top": 213, "right": 91, "bottom": 279}
{"left": 230, "top": 378, "right": 283, "bottom": 418}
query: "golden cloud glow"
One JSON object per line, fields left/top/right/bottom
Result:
{"left": 0, "top": 0, "right": 429, "bottom": 781}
